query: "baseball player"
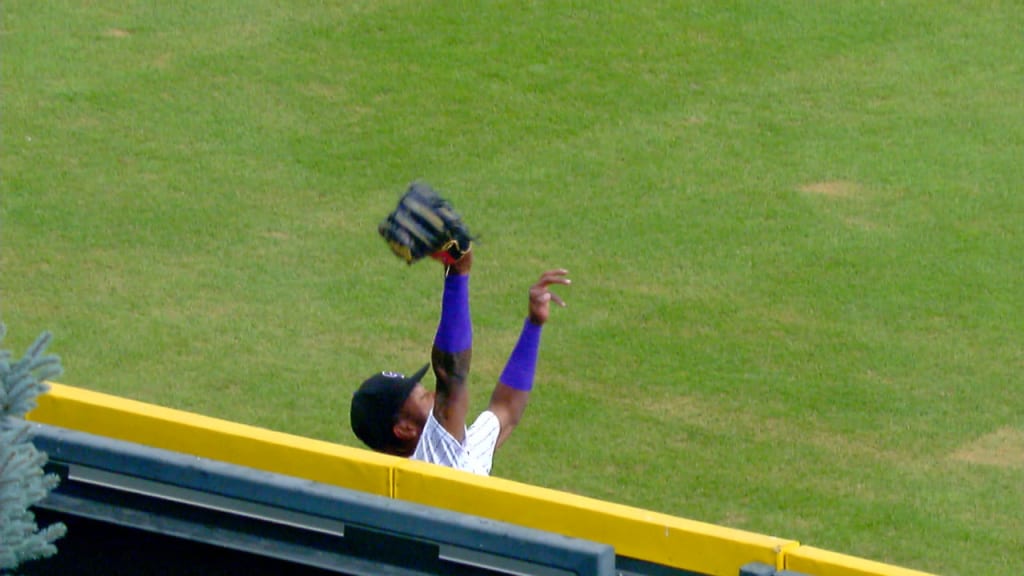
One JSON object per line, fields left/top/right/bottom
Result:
{"left": 350, "top": 250, "right": 570, "bottom": 475}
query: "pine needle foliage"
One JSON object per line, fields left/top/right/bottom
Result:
{"left": 0, "top": 326, "right": 66, "bottom": 573}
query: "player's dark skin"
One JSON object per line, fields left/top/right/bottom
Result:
{"left": 389, "top": 251, "right": 570, "bottom": 457}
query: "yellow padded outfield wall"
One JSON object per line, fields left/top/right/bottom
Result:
{"left": 27, "top": 383, "right": 935, "bottom": 576}
{"left": 393, "top": 459, "right": 796, "bottom": 575}
{"left": 29, "top": 383, "right": 396, "bottom": 498}
{"left": 784, "top": 547, "right": 937, "bottom": 576}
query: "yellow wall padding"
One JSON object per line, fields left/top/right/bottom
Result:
{"left": 785, "top": 546, "right": 936, "bottom": 576}
{"left": 29, "top": 383, "right": 937, "bottom": 576}
{"left": 28, "top": 383, "right": 396, "bottom": 497}
{"left": 392, "top": 458, "right": 798, "bottom": 576}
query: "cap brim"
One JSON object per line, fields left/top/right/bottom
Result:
{"left": 408, "top": 363, "right": 430, "bottom": 384}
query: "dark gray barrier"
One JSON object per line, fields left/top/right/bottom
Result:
{"left": 31, "top": 424, "right": 615, "bottom": 576}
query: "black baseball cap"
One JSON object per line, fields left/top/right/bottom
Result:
{"left": 350, "top": 364, "right": 429, "bottom": 452}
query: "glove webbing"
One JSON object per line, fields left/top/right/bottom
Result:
{"left": 392, "top": 201, "right": 446, "bottom": 251}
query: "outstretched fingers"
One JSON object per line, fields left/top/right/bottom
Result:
{"left": 529, "top": 269, "right": 571, "bottom": 323}
{"left": 535, "top": 269, "right": 571, "bottom": 292}
{"left": 537, "top": 268, "right": 570, "bottom": 283}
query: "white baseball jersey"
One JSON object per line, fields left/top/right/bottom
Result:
{"left": 412, "top": 408, "right": 500, "bottom": 476}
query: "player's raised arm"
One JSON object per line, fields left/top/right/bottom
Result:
{"left": 430, "top": 252, "right": 474, "bottom": 442}
{"left": 488, "top": 268, "right": 571, "bottom": 450}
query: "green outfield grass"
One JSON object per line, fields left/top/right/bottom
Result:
{"left": 3, "top": 2, "right": 1022, "bottom": 574}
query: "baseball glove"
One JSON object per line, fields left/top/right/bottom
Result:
{"left": 378, "top": 182, "right": 473, "bottom": 265}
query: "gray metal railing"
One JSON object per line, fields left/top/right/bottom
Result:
{"left": 31, "top": 424, "right": 615, "bottom": 576}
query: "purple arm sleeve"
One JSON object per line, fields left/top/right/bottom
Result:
{"left": 434, "top": 273, "right": 472, "bottom": 353}
{"left": 498, "top": 319, "right": 542, "bottom": 391}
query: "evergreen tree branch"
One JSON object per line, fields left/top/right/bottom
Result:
{"left": 0, "top": 326, "right": 67, "bottom": 572}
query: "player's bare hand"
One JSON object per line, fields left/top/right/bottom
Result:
{"left": 528, "top": 269, "right": 570, "bottom": 326}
